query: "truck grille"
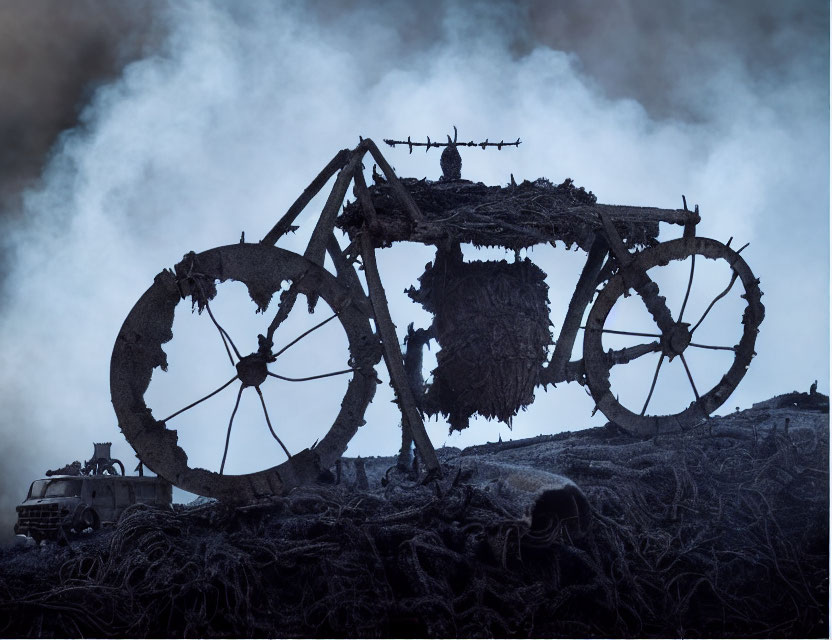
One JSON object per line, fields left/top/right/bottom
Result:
{"left": 15, "top": 503, "right": 62, "bottom": 538}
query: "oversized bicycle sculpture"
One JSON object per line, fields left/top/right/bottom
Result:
{"left": 111, "top": 131, "right": 764, "bottom": 502}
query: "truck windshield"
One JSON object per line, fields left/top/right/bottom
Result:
{"left": 28, "top": 479, "right": 82, "bottom": 499}
{"left": 28, "top": 480, "right": 48, "bottom": 499}
{"left": 45, "top": 480, "right": 82, "bottom": 497}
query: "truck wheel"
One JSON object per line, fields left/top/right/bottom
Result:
{"left": 72, "top": 507, "right": 100, "bottom": 533}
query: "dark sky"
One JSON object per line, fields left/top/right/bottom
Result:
{"left": 524, "top": 0, "right": 828, "bottom": 120}
{"left": 0, "top": 2, "right": 163, "bottom": 223}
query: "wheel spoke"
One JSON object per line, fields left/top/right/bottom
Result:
{"left": 255, "top": 386, "right": 292, "bottom": 459}
{"left": 272, "top": 312, "right": 339, "bottom": 359}
{"left": 582, "top": 327, "right": 662, "bottom": 339}
{"left": 691, "top": 271, "right": 738, "bottom": 334}
{"left": 268, "top": 367, "right": 356, "bottom": 382}
{"left": 214, "top": 325, "right": 237, "bottom": 365}
{"left": 689, "top": 342, "right": 736, "bottom": 352}
{"left": 606, "top": 341, "right": 662, "bottom": 367}
{"left": 678, "top": 253, "right": 695, "bottom": 322}
{"left": 162, "top": 375, "right": 239, "bottom": 423}
{"left": 195, "top": 279, "right": 241, "bottom": 363}
{"left": 679, "top": 353, "right": 700, "bottom": 401}
{"left": 203, "top": 299, "right": 242, "bottom": 363}
{"left": 640, "top": 353, "right": 665, "bottom": 416}
{"left": 265, "top": 287, "right": 299, "bottom": 345}
{"left": 219, "top": 384, "right": 244, "bottom": 475}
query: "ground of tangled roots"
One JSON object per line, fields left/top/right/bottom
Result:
{"left": 0, "top": 392, "right": 827, "bottom": 638}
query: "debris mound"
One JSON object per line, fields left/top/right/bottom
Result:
{"left": 0, "top": 402, "right": 826, "bottom": 638}
{"left": 752, "top": 390, "right": 829, "bottom": 412}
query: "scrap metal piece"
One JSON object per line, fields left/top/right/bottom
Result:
{"left": 460, "top": 457, "right": 591, "bottom": 539}
{"left": 82, "top": 442, "right": 125, "bottom": 476}
{"left": 46, "top": 461, "right": 81, "bottom": 477}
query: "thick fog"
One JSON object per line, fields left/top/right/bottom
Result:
{"left": 0, "top": 0, "right": 827, "bottom": 530}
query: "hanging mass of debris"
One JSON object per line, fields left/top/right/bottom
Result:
{"left": 408, "top": 243, "right": 552, "bottom": 432}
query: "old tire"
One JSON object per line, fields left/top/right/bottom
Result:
{"left": 72, "top": 507, "right": 100, "bottom": 533}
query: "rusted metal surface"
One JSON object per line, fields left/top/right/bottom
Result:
{"left": 111, "top": 243, "right": 380, "bottom": 503}
{"left": 583, "top": 236, "right": 765, "bottom": 435}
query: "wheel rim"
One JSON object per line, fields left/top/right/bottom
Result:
{"left": 74, "top": 508, "right": 97, "bottom": 532}
{"left": 584, "top": 237, "right": 764, "bottom": 435}
{"left": 111, "top": 244, "right": 379, "bottom": 503}
{"left": 82, "top": 509, "right": 98, "bottom": 530}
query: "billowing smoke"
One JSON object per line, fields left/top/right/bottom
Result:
{"left": 0, "top": 2, "right": 162, "bottom": 232}
{"left": 0, "top": 1, "right": 826, "bottom": 538}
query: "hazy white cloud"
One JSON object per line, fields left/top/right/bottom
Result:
{"left": 0, "top": 0, "right": 826, "bottom": 523}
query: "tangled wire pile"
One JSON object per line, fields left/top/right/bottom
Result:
{"left": 0, "top": 401, "right": 827, "bottom": 638}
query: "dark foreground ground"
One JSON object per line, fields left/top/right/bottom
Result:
{"left": 0, "top": 391, "right": 828, "bottom": 638}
